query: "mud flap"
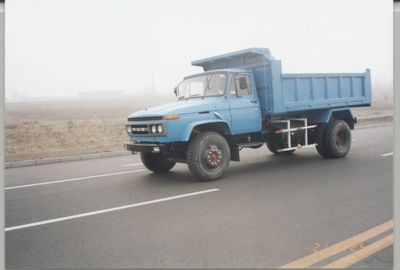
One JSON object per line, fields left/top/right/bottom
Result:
{"left": 230, "top": 144, "right": 240, "bottom": 161}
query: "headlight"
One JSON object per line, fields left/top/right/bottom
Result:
{"left": 157, "top": 125, "right": 163, "bottom": 133}
{"left": 126, "top": 125, "right": 132, "bottom": 134}
{"left": 151, "top": 125, "right": 157, "bottom": 133}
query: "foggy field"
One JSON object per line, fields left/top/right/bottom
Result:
{"left": 5, "top": 0, "right": 392, "bottom": 163}
{"left": 5, "top": 96, "right": 176, "bottom": 161}
{"left": 5, "top": 95, "right": 392, "bottom": 162}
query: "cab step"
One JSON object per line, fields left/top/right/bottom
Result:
{"left": 235, "top": 142, "right": 265, "bottom": 148}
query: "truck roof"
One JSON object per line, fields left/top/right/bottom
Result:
{"left": 191, "top": 48, "right": 275, "bottom": 71}
{"left": 184, "top": 68, "right": 249, "bottom": 80}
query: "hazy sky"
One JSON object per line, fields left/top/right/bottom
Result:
{"left": 6, "top": 0, "right": 392, "bottom": 100}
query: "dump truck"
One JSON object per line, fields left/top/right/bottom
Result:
{"left": 124, "top": 48, "right": 371, "bottom": 181}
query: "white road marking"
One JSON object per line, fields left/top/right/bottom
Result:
{"left": 380, "top": 152, "right": 394, "bottom": 157}
{"left": 5, "top": 188, "right": 220, "bottom": 231}
{"left": 5, "top": 169, "right": 146, "bottom": 190}
{"left": 122, "top": 163, "right": 143, "bottom": 167}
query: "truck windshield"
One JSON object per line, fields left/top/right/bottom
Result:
{"left": 177, "top": 73, "right": 227, "bottom": 100}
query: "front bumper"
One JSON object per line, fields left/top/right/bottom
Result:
{"left": 124, "top": 142, "right": 167, "bottom": 154}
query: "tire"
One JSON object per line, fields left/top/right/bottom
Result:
{"left": 140, "top": 152, "right": 176, "bottom": 173}
{"left": 187, "top": 131, "right": 230, "bottom": 181}
{"left": 266, "top": 132, "right": 295, "bottom": 155}
{"left": 324, "top": 120, "right": 351, "bottom": 158}
{"left": 315, "top": 124, "right": 331, "bottom": 157}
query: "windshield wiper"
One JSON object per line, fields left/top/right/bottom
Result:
{"left": 178, "top": 94, "right": 201, "bottom": 100}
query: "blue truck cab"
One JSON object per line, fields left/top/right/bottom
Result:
{"left": 125, "top": 48, "right": 371, "bottom": 181}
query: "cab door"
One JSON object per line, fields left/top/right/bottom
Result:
{"left": 227, "top": 73, "right": 261, "bottom": 134}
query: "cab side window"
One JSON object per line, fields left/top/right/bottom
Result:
{"left": 234, "top": 75, "right": 251, "bottom": 96}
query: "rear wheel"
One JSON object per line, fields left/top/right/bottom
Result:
{"left": 140, "top": 153, "right": 176, "bottom": 173}
{"left": 266, "top": 132, "right": 295, "bottom": 155}
{"left": 315, "top": 124, "right": 331, "bottom": 157}
{"left": 187, "top": 131, "right": 230, "bottom": 181}
{"left": 324, "top": 120, "right": 351, "bottom": 158}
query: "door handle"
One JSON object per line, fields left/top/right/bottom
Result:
{"left": 250, "top": 100, "right": 257, "bottom": 103}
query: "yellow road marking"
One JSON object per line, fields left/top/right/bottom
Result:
{"left": 280, "top": 219, "right": 393, "bottom": 268}
{"left": 322, "top": 233, "right": 394, "bottom": 268}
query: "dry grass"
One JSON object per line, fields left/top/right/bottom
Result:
{"left": 5, "top": 96, "right": 175, "bottom": 161}
{"left": 5, "top": 96, "right": 392, "bottom": 162}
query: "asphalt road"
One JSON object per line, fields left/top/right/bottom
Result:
{"left": 5, "top": 124, "right": 393, "bottom": 268}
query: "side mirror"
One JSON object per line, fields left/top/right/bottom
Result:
{"left": 173, "top": 87, "right": 178, "bottom": 96}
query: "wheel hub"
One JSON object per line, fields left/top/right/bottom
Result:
{"left": 206, "top": 145, "right": 222, "bottom": 167}
{"left": 336, "top": 130, "right": 345, "bottom": 147}
{"left": 336, "top": 134, "right": 341, "bottom": 145}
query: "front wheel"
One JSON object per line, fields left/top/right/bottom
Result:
{"left": 187, "top": 131, "right": 230, "bottom": 181}
{"left": 140, "top": 153, "right": 176, "bottom": 173}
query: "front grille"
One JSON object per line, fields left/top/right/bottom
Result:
{"left": 128, "top": 123, "right": 165, "bottom": 136}
{"left": 128, "top": 116, "right": 163, "bottom": 122}
{"left": 130, "top": 124, "right": 149, "bottom": 135}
